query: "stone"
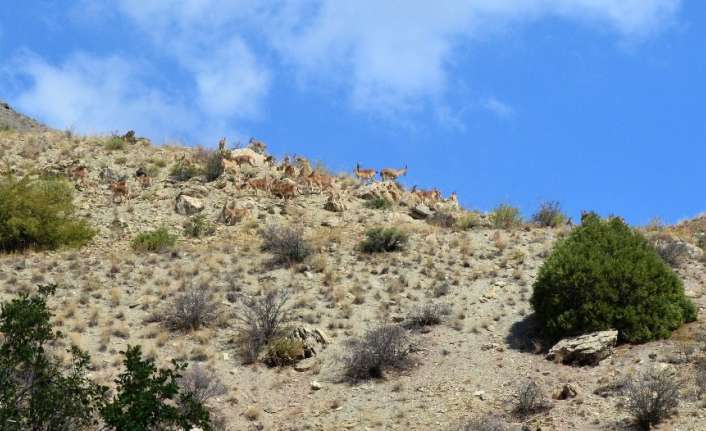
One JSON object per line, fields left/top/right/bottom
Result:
{"left": 286, "top": 326, "right": 331, "bottom": 358}
{"left": 553, "top": 384, "right": 578, "bottom": 400}
{"left": 294, "top": 357, "right": 318, "bottom": 372}
{"left": 310, "top": 380, "right": 322, "bottom": 390}
{"left": 546, "top": 330, "right": 618, "bottom": 366}
{"left": 410, "top": 204, "right": 433, "bottom": 219}
{"left": 324, "top": 195, "right": 348, "bottom": 212}
{"left": 175, "top": 193, "right": 204, "bottom": 215}
{"left": 473, "top": 390, "right": 486, "bottom": 400}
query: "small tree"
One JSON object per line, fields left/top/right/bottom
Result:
{"left": 0, "top": 175, "right": 94, "bottom": 252}
{"left": 260, "top": 225, "right": 311, "bottom": 267}
{"left": 0, "top": 284, "right": 105, "bottom": 430}
{"left": 531, "top": 214, "right": 696, "bottom": 343}
{"left": 101, "top": 345, "right": 211, "bottom": 431}
{"left": 531, "top": 201, "right": 566, "bottom": 228}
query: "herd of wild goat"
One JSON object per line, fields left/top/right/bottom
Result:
{"left": 63, "top": 133, "right": 458, "bottom": 216}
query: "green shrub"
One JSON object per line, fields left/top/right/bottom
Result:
{"left": 364, "top": 197, "right": 392, "bottom": 210}
{"left": 0, "top": 175, "right": 95, "bottom": 252}
{"left": 104, "top": 136, "right": 125, "bottom": 151}
{"left": 263, "top": 337, "right": 306, "bottom": 367}
{"left": 170, "top": 161, "right": 201, "bottom": 182}
{"left": 183, "top": 214, "right": 214, "bottom": 238}
{"left": 490, "top": 204, "right": 523, "bottom": 229}
{"left": 131, "top": 227, "right": 177, "bottom": 252}
{"left": 101, "top": 345, "right": 211, "bottom": 430}
{"left": 0, "top": 284, "right": 106, "bottom": 430}
{"left": 203, "top": 152, "right": 224, "bottom": 182}
{"left": 530, "top": 214, "right": 696, "bottom": 343}
{"left": 456, "top": 212, "right": 481, "bottom": 230}
{"left": 359, "top": 227, "right": 408, "bottom": 253}
{"left": 531, "top": 201, "right": 566, "bottom": 228}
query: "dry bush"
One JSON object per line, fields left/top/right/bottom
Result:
{"left": 178, "top": 365, "right": 227, "bottom": 404}
{"left": 260, "top": 225, "right": 312, "bottom": 267}
{"left": 427, "top": 211, "right": 457, "bottom": 228}
{"left": 457, "top": 414, "right": 510, "bottom": 431}
{"left": 531, "top": 201, "right": 566, "bottom": 228}
{"left": 514, "top": 380, "right": 549, "bottom": 417}
{"left": 623, "top": 368, "right": 681, "bottom": 430}
{"left": 263, "top": 337, "right": 306, "bottom": 367}
{"left": 650, "top": 233, "right": 691, "bottom": 267}
{"left": 164, "top": 288, "right": 216, "bottom": 331}
{"left": 235, "top": 289, "right": 291, "bottom": 363}
{"left": 406, "top": 303, "right": 451, "bottom": 328}
{"left": 341, "top": 324, "right": 411, "bottom": 381}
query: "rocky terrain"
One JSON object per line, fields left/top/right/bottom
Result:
{"left": 1, "top": 106, "right": 705, "bottom": 430}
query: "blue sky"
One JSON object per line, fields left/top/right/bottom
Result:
{"left": 1, "top": 1, "right": 704, "bottom": 225}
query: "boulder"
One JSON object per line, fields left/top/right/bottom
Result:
{"left": 552, "top": 384, "right": 578, "bottom": 400}
{"left": 324, "top": 194, "right": 347, "bottom": 212}
{"left": 175, "top": 193, "right": 204, "bottom": 215}
{"left": 546, "top": 330, "right": 618, "bottom": 366}
{"left": 410, "top": 204, "right": 433, "bottom": 219}
{"left": 286, "top": 326, "right": 330, "bottom": 358}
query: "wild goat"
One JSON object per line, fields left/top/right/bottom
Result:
{"left": 412, "top": 185, "right": 441, "bottom": 204}
{"left": 68, "top": 164, "right": 89, "bottom": 184}
{"left": 248, "top": 138, "right": 267, "bottom": 154}
{"left": 380, "top": 165, "right": 407, "bottom": 182}
{"left": 232, "top": 154, "right": 255, "bottom": 167}
{"left": 239, "top": 177, "right": 271, "bottom": 196}
{"left": 110, "top": 178, "right": 130, "bottom": 203}
{"left": 220, "top": 202, "right": 250, "bottom": 225}
{"left": 135, "top": 167, "right": 151, "bottom": 188}
{"left": 271, "top": 178, "right": 298, "bottom": 200}
{"left": 354, "top": 163, "right": 376, "bottom": 183}
{"left": 307, "top": 172, "right": 335, "bottom": 194}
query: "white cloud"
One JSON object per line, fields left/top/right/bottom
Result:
{"left": 10, "top": 0, "right": 681, "bottom": 139}
{"left": 482, "top": 97, "right": 514, "bottom": 118}
{"left": 11, "top": 52, "right": 196, "bottom": 140}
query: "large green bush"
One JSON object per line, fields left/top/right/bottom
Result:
{"left": 531, "top": 214, "right": 696, "bottom": 343}
{"left": 0, "top": 175, "right": 95, "bottom": 252}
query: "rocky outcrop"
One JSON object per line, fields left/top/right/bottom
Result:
{"left": 287, "top": 326, "right": 330, "bottom": 358}
{"left": 356, "top": 181, "right": 404, "bottom": 203}
{"left": 324, "top": 193, "right": 348, "bottom": 212}
{"left": 546, "top": 330, "right": 618, "bottom": 366}
{"left": 175, "top": 193, "right": 204, "bottom": 215}
{"left": 410, "top": 203, "right": 433, "bottom": 219}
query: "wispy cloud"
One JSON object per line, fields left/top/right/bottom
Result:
{"left": 482, "top": 97, "right": 514, "bottom": 118}
{"left": 7, "top": 0, "right": 681, "bottom": 139}
{"left": 11, "top": 52, "right": 196, "bottom": 140}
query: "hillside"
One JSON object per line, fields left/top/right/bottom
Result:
{"left": 0, "top": 112, "right": 705, "bottom": 430}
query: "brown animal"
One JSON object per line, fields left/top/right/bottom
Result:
{"left": 354, "top": 163, "right": 376, "bottom": 183}
{"left": 411, "top": 185, "right": 441, "bottom": 204}
{"left": 110, "top": 178, "right": 130, "bottom": 203}
{"left": 220, "top": 202, "right": 250, "bottom": 225}
{"left": 218, "top": 137, "right": 227, "bottom": 152}
{"left": 264, "top": 155, "right": 275, "bottom": 167}
{"left": 69, "top": 165, "right": 89, "bottom": 184}
{"left": 240, "top": 177, "right": 271, "bottom": 195}
{"left": 282, "top": 162, "right": 297, "bottom": 178}
{"left": 307, "top": 172, "right": 335, "bottom": 193}
{"left": 380, "top": 164, "right": 407, "bottom": 182}
{"left": 271, "top": 178, "right": 298, "bottom": 200}
{"left": 248, "top": 138, "right": 267, "bottom": 154}
{"left": 135, "top": 167, "right": 152, "bottom": 188}
{"left": 446, "top": 191, "right": 459, "bottom": 206}
{"left": 232, "top": 154, "right": 255, "bottom": 167}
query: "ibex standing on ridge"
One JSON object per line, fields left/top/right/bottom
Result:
{"left": 354, "top": 163, "right": 376, "bottom": 184}
{"left": 380, "top": 164, "right": 407, "bottom": 182}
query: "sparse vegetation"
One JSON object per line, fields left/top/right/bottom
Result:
{"left": 491, "top": 204, "right": 523, "bottom": 229}
{"left": 164, "top": 288, "right": 217, "bottom": 331}
{"left": 532, "top": 201, "right": 566, "bottom": 228}
{"left": 428, "top": 211, "right": 457, "bottom": 228}
{"left": 260, "top": 225, "right": 312, "bottom": 266}
{"left": 0, "top": 174, "right": 95, "bottom": 252}
{"left": 359, "top": 227, "right": 408, "bottom": 253}
{"left": 104, "top": 135, "right": 125, "bottom": 151}
{"left": 184, "top": 214, "right": 215, "bottom": 238}
{"left": 235, "top": 289, "right": 292, "bottom": 363}
{"left": 457, "top": 415, "right": 509, "bottom": 431}
{"left": 131, "top": 226, "right": 177, "bottom": 252}
{"left": 178, "top": 365, "right": 227, "bottom": 404}
{"left": 650, "top": 232, "right": 691, "bottom": 267}
{"left": 341, "top": 324, "right": 411, "bottom": 381}
{"left": 623, "top": 368, "right": 681, "bottom": 430}
{"left": 365, "top": 196, "right": 392, "bottom": 210}
{"left": 406, "top": 303, "right": 450, "bottom": 327}
{"left": 531, "top": 213, "right": 696, "bottom": 343}
{"left": 456, "top": 212, "right": 481, "bottom": 230}
{"left": 263, "top": 337, "right": 306, "bottom": 367}
{"left": 514, "top": 380, "right": 549, "bottom": 417}
{"left": 170, "top": 160, "right": 201, "bottom": 181}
